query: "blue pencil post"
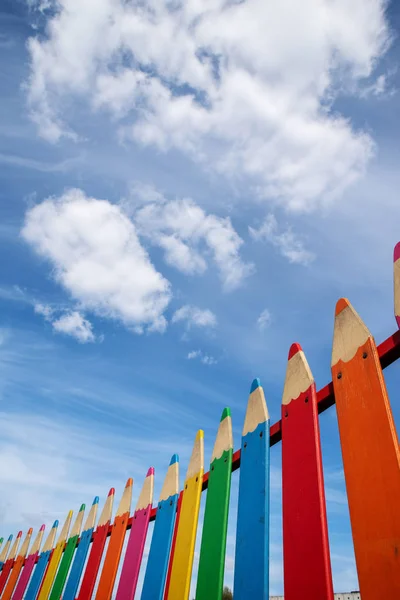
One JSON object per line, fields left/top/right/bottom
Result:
{"left": 63, "top": 496, "right": 99, "bottom": 600}
{"left": 141, "top": 454, "right": 179, "bottom": 600}
{"left": 25, "top": 520, "right": 59, "bottom": 600}
{"left": 233, "top": 378, "right": 270, "bottom": 599}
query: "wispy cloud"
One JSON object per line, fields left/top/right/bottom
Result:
{"left": 249, "top": 214, "right": 315, "bottom": 266}
{"left": 187, "top": 349, "right": 218, "bottom": 365}
{"left": 172, "top": 305, "right": 217, "bottom": 331}
{"left": 257, "top": 308, "right": 272, "bottom": 332}
{"left": 134, "top": 193, "right": 254, "bottom": 291}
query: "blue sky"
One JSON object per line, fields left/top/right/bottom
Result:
{"left": 1, "top": 0, "right": 400, "bottom": 595}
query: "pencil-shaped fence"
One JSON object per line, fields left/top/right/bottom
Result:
{"left": 1, "top": 246, "right": 400, "bottom": 600}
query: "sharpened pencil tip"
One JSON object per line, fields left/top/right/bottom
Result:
{"left": 93, "top": 496, "right": 99, "bottom": 505}
{"left": 250, "top": 377, "right": 261, "bottom": 394}
{"left": 169, "top": 454, "right": 179, "bottom": 465}
{"left": 125, "top": 478, "right": 133, "bottom": 487}
{"left": 394, "top": 242, "right": 400, "bottom": 262}
{"left": 108, "top": 488, "right": 115, "bottom": 496}
{"left": 40, "top": 524, "right": 45, "bottom": 531}
{"left": 52, "top": 520, "right": 59, "bottom": 528}
{"left": 220, "top": 407, "right": 231, "bottom": 421}
{"left": 335, "top": 298, "right": 350, "bottom": 316}
{"left": 146, "top": 467, "right": 155, "bottom": 477}
{"left": 79, "top": 504, "right": 85, "bottom": 511}
{"left": 288, "top": 342, "right": 302, "bottom": 359}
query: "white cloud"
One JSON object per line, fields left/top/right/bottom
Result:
{"left": 257, "top": 308, "right": 272, "bottom": 331}
{"left": 134, "top": 195, "right": 253, "bottom": 290}
{"left": 26, "top": 0, "right": 390, "bottom": 210}
{"left": 249, "top": 214, "right": 315, "bottom": 265}
{"left": 34, "top": 302, "right": 54, "bottom": 320}
{"left": 52, "top": 311, "right": 95, "bottom": 343}
{"left": 172, "top": 305, "right": 217, "bottom": 330}
{"left": 21, "top": 189, "right": 171, "bottom": 334}
{"left": 187, "top": 349, "right": 217, "bottom": 365}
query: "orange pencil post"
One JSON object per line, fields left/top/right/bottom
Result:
{"left": 95, "top": 477, "right": 133, "bottom": 600}
{"left": 331, "top": 298, "right": 400, "bottom": 600}
{"left": 1, "top": 527, "right": 33, "bottom": 600}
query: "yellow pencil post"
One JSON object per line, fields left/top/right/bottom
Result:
{"left": 167, "top": 430, "right": 204, "bottom": 600}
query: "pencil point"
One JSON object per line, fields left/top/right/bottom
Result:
{"left": 52, "top": 520, "right": 59, "bottom": 528}
{"left": 394, "top": 242, "right": 400, "bottom": 262}
{"left": 40, "top": 524, "right": 45, "bottom": 531}
{"left": 147, "top": 467, "right": 155, "bottom": 477}
{"left": 288, "top": 342, "right": 302, "bottom": 359}
{"left": 220, "top": 407, "right": 231, "bottom": 421}
{"left": 196, "top": 430, "right": 204, "bottom": 440}
{"left": 335, "top": 298, "right": 350, "bottom": 316}
{"left": 108, "top": 488, "right": 115, "bottom": 496}
{"left": 169, "top": 454, "right": 179, "bottom": 465}
{"left": 126, "top": 478, "right": 133, "bottom": 487}
{"left": 250, "top": 377, "right": 261, "bottom": 394}
{"left": 79, "top": 504, "right": 85, "bottom": 511}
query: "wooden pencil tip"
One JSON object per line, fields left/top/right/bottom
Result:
{"left": 93, "top": 496, "right": 99, "bottom": 505}
{"left": 7, "top": 535, "right": 12, "bottom": 541}
{"left": 52, "top": 520, "right": 59, "bottom": 528}
{"left": 28, "top": 528, "right": 33, "bottom": 534}
{"left": 169, "top": 453, "right": 179, "bottom": 465}
{"left": 17, "top": 531, "right": 22, "bottom": 538}
{"left": 146, "top": 467, "right": 155, "bottom": 477}
{"left": 250, "top": 377, "right": 261, "bottom": 394}
{"left": 394, "top": 242, "right": 400, "bottom": 262}
{"left": 196, "top": 430, "right": 204, "bottom": 440}
{"left": 40, "top": 524, "right": 45, "bottom": 531}
{"left": 126, "top": 478, "right": 133, "bottom": 487}
{"left": 288, "top": 342, "right": 302, "bottom": 359}
{"left": 79, "top": 504, "right": 85, "bottom": 511}
{"left": 220, "top": 406, "right": 231, "bottom": 421}
{"left": 335, "top": 298, "right": 350, "bottom": 316}
{"left": 108, "top": 488, "right": 115, "bottom": 496}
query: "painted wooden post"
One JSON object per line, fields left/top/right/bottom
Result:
{"left": 2, "top": 528, "right": 32, "bottom": 600}
{"left": 233, "top": 378, "right": 270, "bottom": 600}
{"left": 49, "top": 504, "right": 86, "bottom": 599}
{"left": 163, "top": 488, "right": 183, "bottom": 599}
{"left": 141, "top": 455, "right": 179, "bottom": 600}
{"left": 94, "top": 478, "right": 133, "bottom": 600}
{"left": 37, "top": 510, "right": 73, "bottom": 600}
{"left": 24, "top": 521, "right": 58, "bottom": 600}
{"left": 0, "top": 531, "right": 22, "bottom": 594}
{"left": 0, "top": 535, "right": 13, "bottom": 570}
{"left": 394, "top": 242, "right": 400, "bottom": 328}
{"left": 167, "top": 430, "right": 204, "bottom": 600}
{"left": 282, "top": 343, "right": 334, "bottom": 600}
{"left": 116, "top": 467, "right": 154, "bottom": 600}
{"left": 11, "top": 525, "right": 45, "bottom": 600}
{"left": 63, "top": 497, "right": 99, "bottom": 600}
{"left": 77, "top": 489, "right": 114, "bottom": 600}
{"left": 196, "top": 407, "right": 233, "bottom": 600}
{"left": 331, "top": 298, "right": 400, "bottom": 600}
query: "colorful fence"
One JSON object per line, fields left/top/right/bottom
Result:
{"left": 1, "top": 245, "right": 400, "bottom": 600}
